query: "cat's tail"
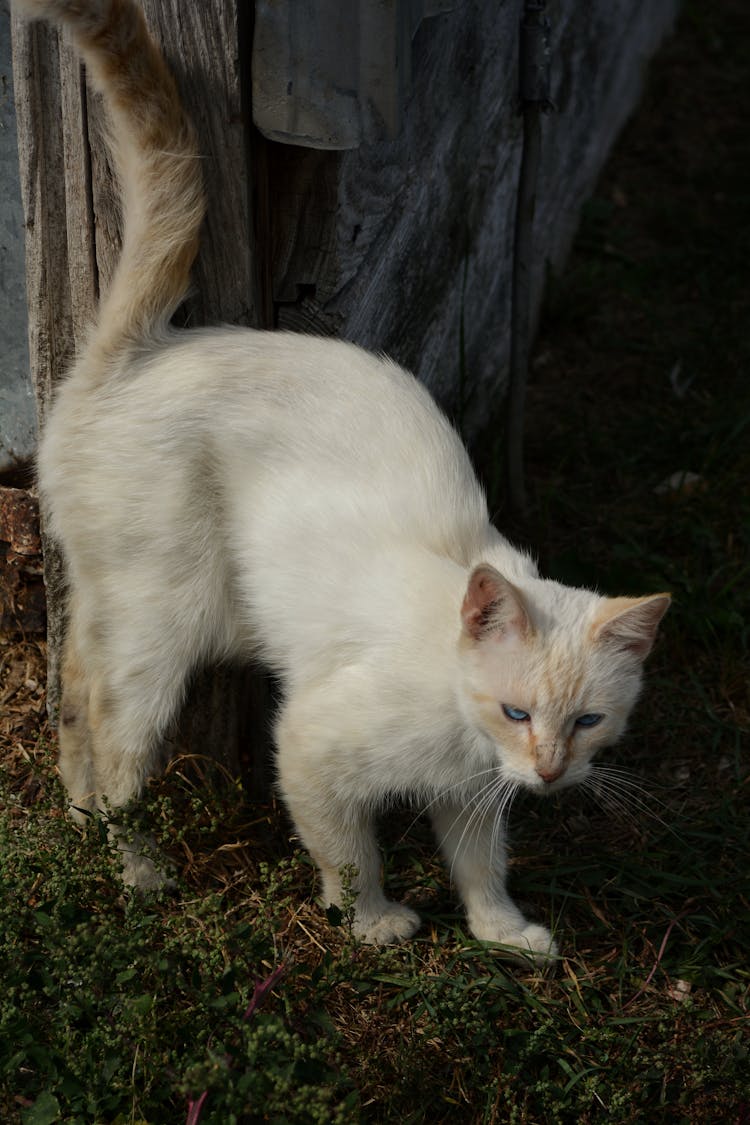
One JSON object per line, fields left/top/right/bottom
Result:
{"left": 16, "top": 0, "right": 205, "bottom": 375}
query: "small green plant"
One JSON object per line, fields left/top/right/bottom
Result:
{"left": 0, "top": 770, "right": 357, "bottom": 1123}
{"left": 324, "top": 864, "right": 360, "bottom": 936}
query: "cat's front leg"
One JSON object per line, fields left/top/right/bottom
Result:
{"left": 286, "top": 797, "right": 420, "bottom": 944}
{"left": 276, "top": 716, "right": 420, "bottom": 944}
{"left": 431, "top": 798, "right": 558, "bottom": 964}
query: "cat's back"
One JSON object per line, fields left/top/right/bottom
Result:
{"left": 41, "top": 326, "right": 491, "bottom": 571}
{"left": 206, "top": 328, "right": 491, "bottom": 563}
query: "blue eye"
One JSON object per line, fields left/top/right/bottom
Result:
{"left": 502, "top": 704, "right": 531, "bottom": 722}
{"left": 575, "top": 713, "right": 603, "bottom": 728}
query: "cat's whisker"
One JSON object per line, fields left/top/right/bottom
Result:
{"left": 588, "top": 771, "right": 657, "bottom": 816}
{"left": 416, "top": 768, "right": 499, "bottom": 818}
{"left": 588, "top": 762, "right": 647, "bottom": 790}
{"left": 594, "top": 762, "right": 666, "bottom": 786}
{"left": 445, "top": 774, "right": 508, "bottom": 882}
{"left": 401, "top": 767, "right": 499, "bottom": 841}
{"left": 471, "top": 777, "right": 513, "bottom": 855}
{"left": 454, "top": 776, "right": 504, "bottom": 847}
{"left": 489, "top": 780, "right": 518, "bottom": 860}
{"left": 584, "top": 777, "right": 638, "bottom": 822}
{"left": 448, "top": 774, "right": 518, "bottom": 882}
{"left": 583, "top": 766, "right": 683, "bottom": 842}
{"left": 591, "top": 763, "right": 670, "bottom": 809}
{"left": 586, "top": 772, "right": 646, "bottom": 817}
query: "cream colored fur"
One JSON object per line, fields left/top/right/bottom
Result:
{"left": 19, "top": 0, "right": 669, "bottom": 960}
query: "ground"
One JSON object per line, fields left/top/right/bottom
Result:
{"left": 1, "top": 1, "right": 748, "bottom": 1121}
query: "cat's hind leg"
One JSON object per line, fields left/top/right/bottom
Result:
{"left": 65, "top": 590, "right": 199, "bottom": 889}
{"left": 85, "top": 654, "right": 189, "bottom": 889}
{"left": 57, "top": 601, "right": 96, "bottom": 824}
{"left": 57, "top": 603, "right": 170, "bottom": 886}
{"left": 275, "top": 703, "right": 421, "bottom": 944}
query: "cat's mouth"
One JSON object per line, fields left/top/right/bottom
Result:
{"left": 533, "top": 757, "right": 594, "bottom": 795}
{"left": 515, "top": 763, "right": 582, "bottom": 795}
{"left": 529, "top": 772, "right": 568, "bottom": 794}
{"left": 536, "top": 763, "right": 566, "bottom": 785}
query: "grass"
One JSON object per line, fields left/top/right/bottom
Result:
{"left": 1, "top": 0, "right": 749, "bottom": 1121}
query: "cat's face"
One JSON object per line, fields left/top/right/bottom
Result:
{"left": 458, "top": 564, "right": 670, "bottom": 793}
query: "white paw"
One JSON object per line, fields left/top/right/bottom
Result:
{"left": 355, "top": 903, "right": 421, "bottom": 945}
{"left": 118, "top": 841, "right": 175, "bottom": 892}
{"left": 469, "top": 915, "right": 558, "bottom": 965}
{"left": 497, "top": 924, "right": 559, "bottom": 965}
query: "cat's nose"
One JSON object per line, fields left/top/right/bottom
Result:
{"left": 536, "top": 764, "right": 564, "bottom": 784}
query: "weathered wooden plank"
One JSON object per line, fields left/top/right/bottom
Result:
{"left": 270, "top": 1, "right": 522, "bottom": 428}
{"left": 11, "top": 12, "right": 85, "bottom": 710}
{"left": 12, "top": 1, "right": 271, "bottom": 790}
{"left": 270, "top": 0, "right": 677, "bottom": 436}
{"left": 11, "top": 15, "right": 79, "bottom": 420}
{"left": 79, "top": 0, "right": 257, "bottom": 328}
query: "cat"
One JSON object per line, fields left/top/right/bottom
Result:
{"left": 19, "top": 0, "right": 669, "bottom": 962}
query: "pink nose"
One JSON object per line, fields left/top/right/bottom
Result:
{"left": 536, "top": 765, "right": 564, "bottom": 784}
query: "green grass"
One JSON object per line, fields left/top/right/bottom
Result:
{"left": 2, "top": 0, "right": 749, "bottom": 1121}
{"left": 1, "top": 759, "right": 747, "bottom": 1123}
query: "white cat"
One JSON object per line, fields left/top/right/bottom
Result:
{"left": 19, "top": 0, "right": 669, "bottom": 961}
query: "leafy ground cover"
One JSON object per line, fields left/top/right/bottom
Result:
{"left": 1, "top": 1, "right": 748, "bottom": 1121}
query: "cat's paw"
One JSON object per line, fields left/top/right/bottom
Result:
{"left": 118, "top": 842, "right": 176, "bottom": 892}
{"left": 495, "top": 924, "right": 559, "bottom": 966}
{"left": 354, "top": 903, "right": 421, "bottom": 945}
{"left": 469, "top": 915, "right": 558, "bottom": 965}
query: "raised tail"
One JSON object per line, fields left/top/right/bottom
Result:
{"left": 17, "top": 0, "right": 205, "bottom": 372}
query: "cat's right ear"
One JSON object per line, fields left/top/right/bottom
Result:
{"left": 461, "top": 564, "right": 532, "bottom": 643}
{"left": 591, "top": 592, "right": 671, "bottom": 659}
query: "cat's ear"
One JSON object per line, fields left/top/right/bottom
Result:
{"left": 591, "top": 593, "right": 671, "bottom": 659}
{"left": 461, "top": 564, "right": 532, "bottom": 643}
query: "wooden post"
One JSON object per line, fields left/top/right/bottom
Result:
{"left": 11, "top": 0, "right": 273, "bottom": 791}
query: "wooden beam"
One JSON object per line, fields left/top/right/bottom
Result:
{"left": 12, "top": 1, "right": 272, "bottom": 791}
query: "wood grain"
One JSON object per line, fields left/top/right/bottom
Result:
{"left": 11, "top": 1, "right": 271, "bottom": 788}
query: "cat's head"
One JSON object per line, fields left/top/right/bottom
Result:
{"left": 457, "top": 563, "right": 670, "bottom": 792}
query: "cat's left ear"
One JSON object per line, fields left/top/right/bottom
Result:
{"left": 591, "top": 593, "right": 671, "bottom": 659}
{"left": 461, "top": 564, "right": 532, "bottom": 643}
